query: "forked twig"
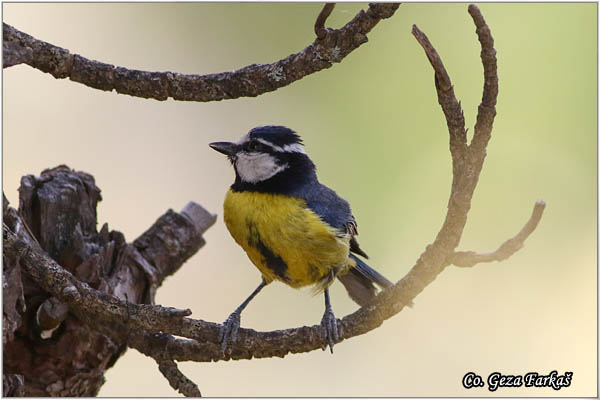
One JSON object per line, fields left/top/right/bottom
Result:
{"left": 450, "top": 201, "right": 546, "bottom": 268}
{"left": 315, "top": 3, "right": 336, "bottom": 39}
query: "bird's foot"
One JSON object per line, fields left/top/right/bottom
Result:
{"left": 219, "top": 311, "right": 241, "bottom": 354}
{"left": 320, "top": 306, "right": 339, "bottom": 353}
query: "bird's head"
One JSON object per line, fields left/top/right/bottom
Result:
{"left": 210, "top": 126, "right": 316, "bottom": 189}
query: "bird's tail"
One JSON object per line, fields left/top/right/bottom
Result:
{"left": 338, "top": 254, "right": 393, "bottom": 307}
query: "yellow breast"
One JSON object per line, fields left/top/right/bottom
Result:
{"left": 223, "top": 190, "right": 350, "bottom": 288}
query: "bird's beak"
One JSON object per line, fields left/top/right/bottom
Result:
{"left": 209, "top": 141, "right": 239, "bottom": 156}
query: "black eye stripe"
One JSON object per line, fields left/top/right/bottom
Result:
{"left": 244, "top": 140, "right": 269, "bottom": 153}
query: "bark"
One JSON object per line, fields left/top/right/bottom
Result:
{"left": 2, "top": 166, "right": 215, "bottom": 396}
{"left": 2, "top": 3, "right": 399, "bottom": 102}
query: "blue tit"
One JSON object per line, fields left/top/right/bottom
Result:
{"left": 210, "top": 125, "right": 392, "bottom": 353}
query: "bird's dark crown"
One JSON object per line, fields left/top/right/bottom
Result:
{"left": 247, "top": 126, "right": 303, "bottom": 148}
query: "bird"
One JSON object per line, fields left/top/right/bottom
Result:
{"left": 209, "top": 125, "right": 392, "bottom": 353}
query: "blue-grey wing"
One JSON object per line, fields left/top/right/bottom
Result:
{"left": 294, "top": 183, "right": 369, "bottom": 259}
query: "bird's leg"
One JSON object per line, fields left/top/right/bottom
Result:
{"left": 320, "top": 287, "right": 339, "bottom": 353}
{"left": 219, "top": 280, "right": 267, "bottom": 353}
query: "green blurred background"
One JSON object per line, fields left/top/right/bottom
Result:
{"left": 2, "top": 2, "right": 596, "bottom": 397}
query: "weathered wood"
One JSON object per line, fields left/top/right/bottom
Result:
{"left": 3, "top": 166, "right": 214, "bottom": 396}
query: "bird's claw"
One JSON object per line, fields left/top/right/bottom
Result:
{"left": 320, "top": 307, "right": 339, "bottom": 353}
{"left": 219, "top": 311, "right": 241, "bottom": 354}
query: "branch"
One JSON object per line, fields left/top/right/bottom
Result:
{"left": 2, "top": 221, "right": 204, "bottom": 341}
{"left": 131, "top": 333, "right": 201, "bottom": 397}
{"left": 314, "top": 3, "right": 336, "bottom": 39}
{"left": 3, "top": 41, "right": 33, "bottom": 68}
{"left": 449, "top": 200, "right": 546, "bottom": 268}
{"left": 3, "top": 6, "right": 545, "bottom": 385}
{"left": 468, "top": 3, "right": 498, "bottom": 156}
{"left": 3, "top": 166, "right": 217, "bottom": 396}
{"left": 412, "top": 24, "right": 467, "bottom": 163}
{"left": 2, "top": 3, "right": 399, "bottom": 102}
{"left": 2, "top": 202, "right": 214, "bottom": 395}
{"left": 157, "top": 359, "right": 201, "bottom": 397}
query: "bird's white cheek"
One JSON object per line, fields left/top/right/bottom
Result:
{"left": 235, "top": 153, "right": 288, "bottom": 183}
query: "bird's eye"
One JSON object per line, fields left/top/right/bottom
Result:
{"left": 247, "top": 141, "right": 262, "bottom": 152}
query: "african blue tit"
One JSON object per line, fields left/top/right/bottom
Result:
{"left": 209, "top": 126, "right": 392, "bottom": 353}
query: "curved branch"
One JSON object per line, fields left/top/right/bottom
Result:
{"left": 2, "top": 3, "right": 399, "bottom": 102}
{"left": 163, "top": 3, "right": 512, "bottom": 361}
{"left": 3, "top": 5, "right": 544, "bottom": 369}
{"left": 449, "top": 200, "right": 546, "bottom": 268}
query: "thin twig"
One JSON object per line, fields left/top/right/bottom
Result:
{"left": 468, "top": 4, "right": 498, "bottom": 155}
{"left": 411, "top": 25, "right": 452, "bottom": 92}
{"left": 449, "top": 201, "right": 546, "bottom": 268}
{"left": 2, "top": 3, "right": 399, "bottom": 102}
{"left": 315, "top": 3, "right": 335, "bottom": 39}
{"left": 158, "top": 359, "right": 202, "bottom": 397}
{"left": 130, "top": 333, "right": 202, "bottom": 397}
{"left": 412, "top": 24, "right": 468, "bottom": 162}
